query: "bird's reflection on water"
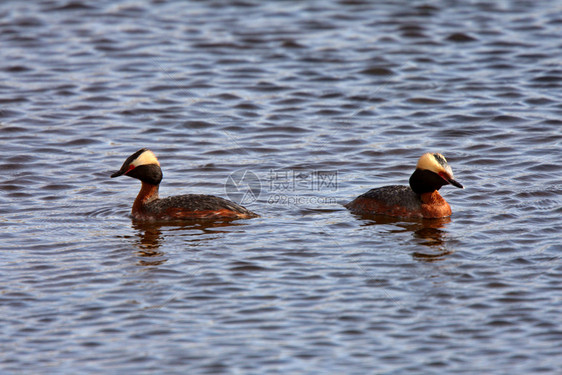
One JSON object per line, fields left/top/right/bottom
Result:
{"left": 130, "top": 219, "right": 251, "bottom": 266}
{"left": 355, "top": 214, "right": 454, "bottom": 261}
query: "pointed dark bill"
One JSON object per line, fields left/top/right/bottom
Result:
{"left": 448, "top": 177, "right": 463, "bottom": 189}
{"left": 110, "top": 170, "right": 124, "bottom": 178}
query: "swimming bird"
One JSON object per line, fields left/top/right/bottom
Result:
{"left": 344, "top": 152, "right": 463, "bottom": 218}
{"left": 111, "top": 148, "right": 259, "bottom": 221}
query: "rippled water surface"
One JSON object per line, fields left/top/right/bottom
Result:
{"left": 1, "top": 1, "right": 561, "bottom": 374}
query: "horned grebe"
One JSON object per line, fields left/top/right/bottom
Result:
{"left": 111, "top": 148, "right": 259, "bottom": 221}
{"left": 345, "top": 152, "right": 463, "bottom": 219}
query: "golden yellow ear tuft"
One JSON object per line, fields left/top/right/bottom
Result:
{"left": 416, "top": 152, "right": 449, "bottom": 174}
{"left": 132, "top": 149, "right": 160, "bottom": 168}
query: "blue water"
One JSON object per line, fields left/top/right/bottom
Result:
{"left": 1, "top": 1, "right": 561, "bottom": 374}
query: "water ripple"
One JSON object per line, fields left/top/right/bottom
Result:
{"left": 0, "top": 1, "right": 561, "bottom": 374}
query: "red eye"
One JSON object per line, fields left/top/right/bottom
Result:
{"left": 126, "top": 165, "right": 135, "bottom": 173}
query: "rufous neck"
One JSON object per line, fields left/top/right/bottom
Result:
{"left": 132, "top": 182, "right": 159, "bottom": 216}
